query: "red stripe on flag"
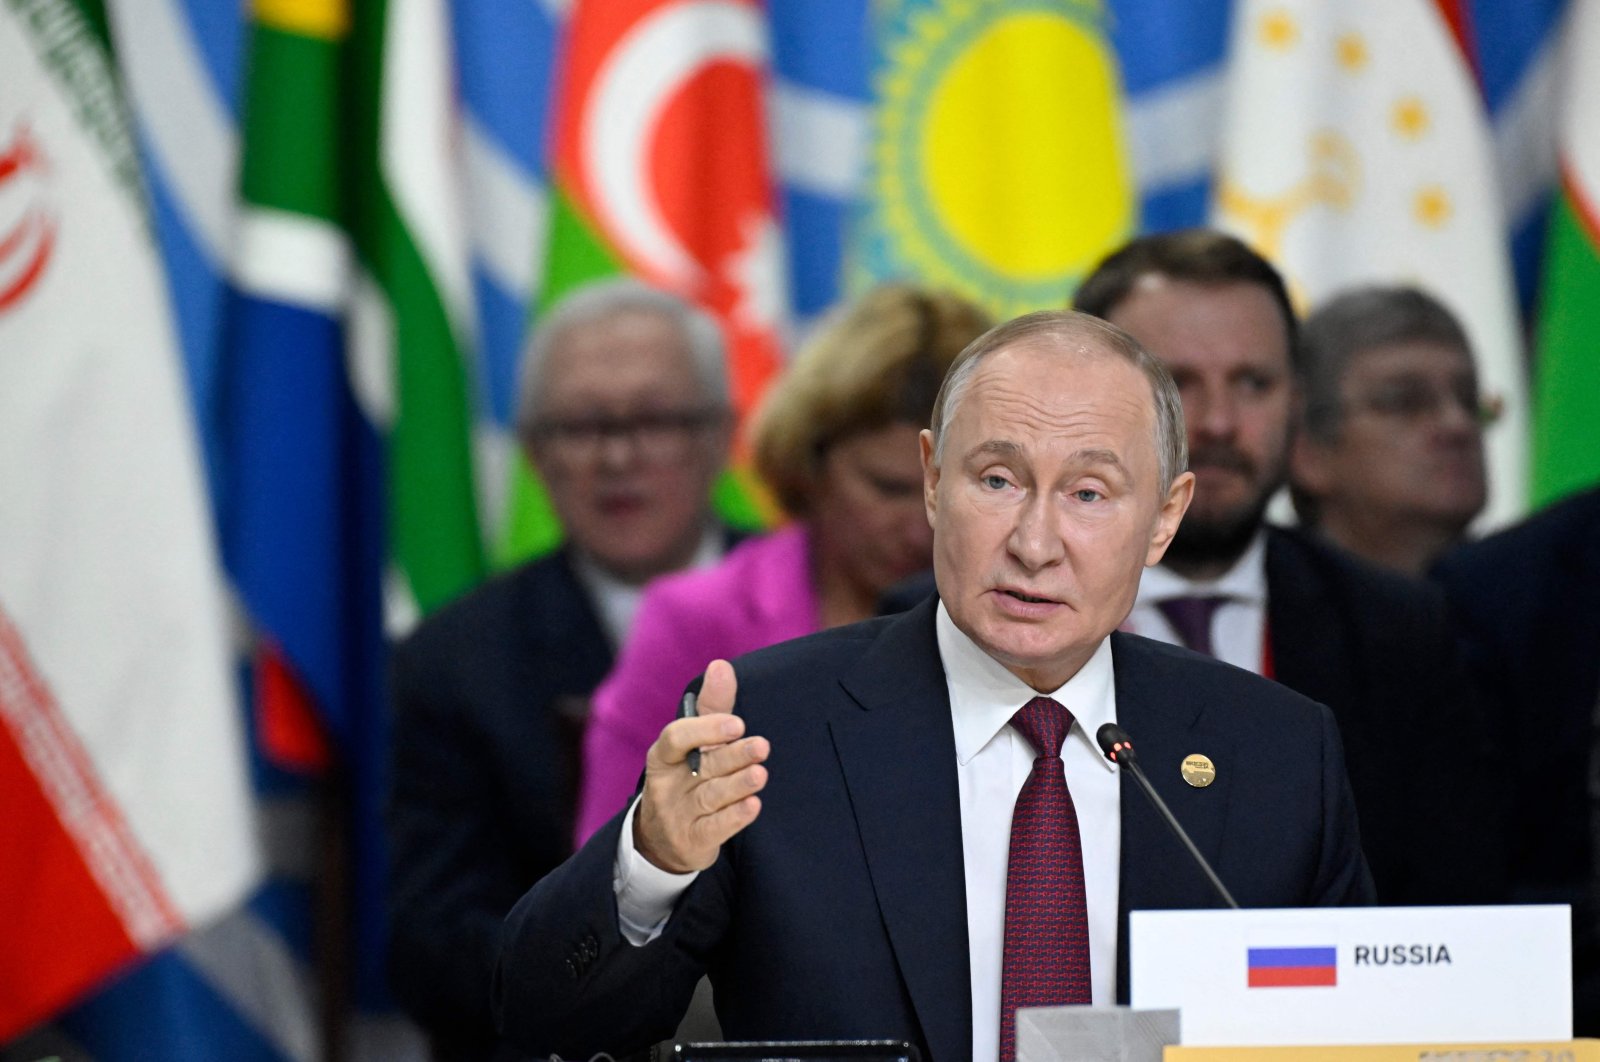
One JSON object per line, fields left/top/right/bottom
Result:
{"left": 0, "top": 214, "right": 55, "bottom": 312}
{"left": 0, "top": 719, "right": 139, "bottom": 1038}
{"left": 256, "top": 643, "right": 331, "bottom": 773}
{"left": 1429, "top": 0, "right": 1485, "bottom": 91}
{"left": 1562, "top": 159, "right": 1600, "bottom": 250}
{"left": 1248, "top": 965, "right": 1338, "bottom": 988}
{"left": 0, "top": 609, "right": 184, "bottom": 1037}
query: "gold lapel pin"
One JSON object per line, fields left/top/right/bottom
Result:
{"left": 1181, "top": 754, "right": 1216, "bottom": 788}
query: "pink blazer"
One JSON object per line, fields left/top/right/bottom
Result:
{"left": 574, "top": 524, "right": 821, "bottom": 842}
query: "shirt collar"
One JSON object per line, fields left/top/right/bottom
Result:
{"left": 1137, "top": 527, "right": 1268, "bottom": 607}
{"left": 572, "top": 525, "right": 724, "bottom": 646}
{"left": 935, "top": 602, "right": 1118, "bottom": 772}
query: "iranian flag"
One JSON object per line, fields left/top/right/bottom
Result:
{"left": 1532, "top": 0, "right": 1600, "bottom": 506}
{"left": 1212, "top": 0, "right": 1529, "bottom": 528}
{"left": 504, "top": 0, "right": 790, "bottom": 558}
{"left": 0, "top": 0, "right": 257, "bottom": 1038}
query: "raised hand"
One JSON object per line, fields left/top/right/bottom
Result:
{"left": 633, "top": 659, "right": 769, "bottom": 873}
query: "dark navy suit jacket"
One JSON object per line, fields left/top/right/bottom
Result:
{"left": 1433, "top": 486, "right": 1600, "bottom": 1031}
{"left": 1261, "top": 527, "right": 1502, "bottom": 906}
{"left": 881, "top": 526, "right": 1502, "bottom": 907}
{"left": 387, "top": 549, "right": 617, "bottom": 1061}
{"left": 493, "top": 597, "right": 1374, "bottom": 1062}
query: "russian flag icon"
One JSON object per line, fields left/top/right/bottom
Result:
{"left": 1247, "top": 946, "right": 1338, "bottom": 987}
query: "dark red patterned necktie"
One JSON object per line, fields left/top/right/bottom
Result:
{"left": 999, "top": 696, "right": 1091, "bottom": 1062}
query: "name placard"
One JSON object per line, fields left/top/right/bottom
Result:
{"left": 1130, "top": 906, "right": 1570, "bottom": 1046}
{"left": 1165, "top": 1043, "right": 1600, "bottom": 1061}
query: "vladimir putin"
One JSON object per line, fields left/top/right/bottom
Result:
{"left": 494, "top": 310, "right": 1373, "bottom": 1062}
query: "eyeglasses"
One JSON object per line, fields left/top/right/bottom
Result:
{"left": 528, "top": 407, "right": 726, "bottom": 463}
{"left": 1348, "top": 380, "right": 1501, "bottom": 426}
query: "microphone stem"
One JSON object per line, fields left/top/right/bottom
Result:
{"left": 1124, "top": 759, "right": 1240, "bottom": 910}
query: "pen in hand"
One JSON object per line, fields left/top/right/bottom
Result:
{"left": 679, "top": 690, "right": 701, "bottom": 775}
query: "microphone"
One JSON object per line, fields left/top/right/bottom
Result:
{"left": 1096, "top": 723, "right": 1239, "bottom": 910}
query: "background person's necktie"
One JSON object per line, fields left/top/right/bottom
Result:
{"left": 1155, "top": 594, "right": 1230, "bottom": 657}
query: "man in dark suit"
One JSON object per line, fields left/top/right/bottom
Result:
{"left": 495, "top": 310, "right": 1373, "bottom": 1062}
{"left": 1073, "top": 230, "right": 1501, "bottom": 907}
{"left": 387, "top": 278, "right": 736, "bottom": 1060}
{"left": 1433, "top": 485, "right": 1600, "bottom": 1031}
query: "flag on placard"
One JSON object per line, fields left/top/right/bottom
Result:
{"left": 1532, "top": 0, "right": 1600, "bottom": 506}
{"left": 1246, "top": 946, "right": 1338, "bottom": 988}
{"left": 0, "top": 0, "right": 257, "bottom": 1038}
{"left": 502, "top": 0, "right": 790, "bottom": 560}
{"left": 1212, "top": 0, "right": 1530, "bottom": 528}
{"left": 849, "top": 0, "right": 1136, "bottom": 318}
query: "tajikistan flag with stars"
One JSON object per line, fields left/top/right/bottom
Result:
{"left": 1212, "top": 0, "right": 1529, "bottom": 529}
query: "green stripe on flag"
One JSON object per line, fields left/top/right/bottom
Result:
{"left": 6, "top": 0, "right": 112, "bottom": 59}
{"left": 70, "top": 0, "right": 107, "bottom": 53}
{"left": 381, "top": 182, "right": 487, "bottom": 611}
{"left": 536, "top": 186, "right": 625, "bottom": 310}
{"left": 348, "top": 0, "right": 486, "bottom": 613}
{"left": 239, "top": 26, "right": 340, "bottom": 218}
{"left": 711, "top": 468, "right": 774, "bottom": 533}
{"left": 498, "top": 460, "right": 563, "bottom": 568}
{"left": 7, "top": 0, "right": 142, "bottom": 205}
{"left": 1532, "top": 194, "right": 1600, "bottom": 507}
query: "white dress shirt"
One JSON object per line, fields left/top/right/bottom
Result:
{"left": 936, "top": 603, "right": 1121, "bottom": 1059}
{"left": 1126, "top": 530, "right": 1269, "bottom": 673}
{"left": 614, "top": 603, "right": 1123, "bottom": 1062}
{"left": 573, "top": 526, "right": 724, "bottom": 649}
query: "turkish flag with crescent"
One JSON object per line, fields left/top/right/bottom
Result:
{"left": 550, "top": 0, "right": 787, "bottom": 425}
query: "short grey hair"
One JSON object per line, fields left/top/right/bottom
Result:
{"left": 929, "top": 310, "right": 1188, "bottom": 491}
{"left": 514, "top": 277, "right": 729, "bottom": 437}
{"left": 1299, "top": 285, "right": 1473, "bottom": 444}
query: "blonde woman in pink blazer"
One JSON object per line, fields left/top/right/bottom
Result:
{"left": 575, "top": 285, "right": 990, "bottom": 841}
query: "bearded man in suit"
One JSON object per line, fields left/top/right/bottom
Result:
{"left": 1074, "top": 230, "right": 1500, "bottom": 908}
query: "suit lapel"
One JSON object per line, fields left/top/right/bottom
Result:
{"left": 522, "top": 549, "right": 615, "bottom": 671}
{"left": 510, "top": 552, "right": 617, "bottom": 825}
{"left": 1111, "top": 633, "right": 1237, "bottom": 1000}
{"left": 1558, "top": 500, "right": 1600, "bottom": 718}
{"left": 831, "top": 599, "right": 972, "bottom": 1062}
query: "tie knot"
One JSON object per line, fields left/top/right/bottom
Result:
{"left": 1011, "top": 696, "right": 1074, "bottom": 759}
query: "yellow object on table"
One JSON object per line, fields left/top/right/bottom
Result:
{"left": 1166, "top": 1041, "right": 1600, "bottom": 1061}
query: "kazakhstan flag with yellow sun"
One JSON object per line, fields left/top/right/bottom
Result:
{"left": 852, "top": 0, "right": 1134, "bottom": 317}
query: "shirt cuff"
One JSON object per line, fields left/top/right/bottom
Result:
{"left": 614, "top": 796, "right": 699, "bottom": 946}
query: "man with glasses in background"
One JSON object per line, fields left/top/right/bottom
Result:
{"left": 386, "top": 278, "right": 736, "bottom": 1061}
{"left": 1289, "top": 286, "right": 1491, "bottom": 577}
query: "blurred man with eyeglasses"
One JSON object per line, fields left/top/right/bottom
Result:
{"left": 1073, "top": 230, "right": 1502, "bottom": 908}
{"left": 1289, "top": 286, "right": 1490, "bottom": 577}
{"left": 386, "top": 278, "right": 736, "bottom": 1061}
